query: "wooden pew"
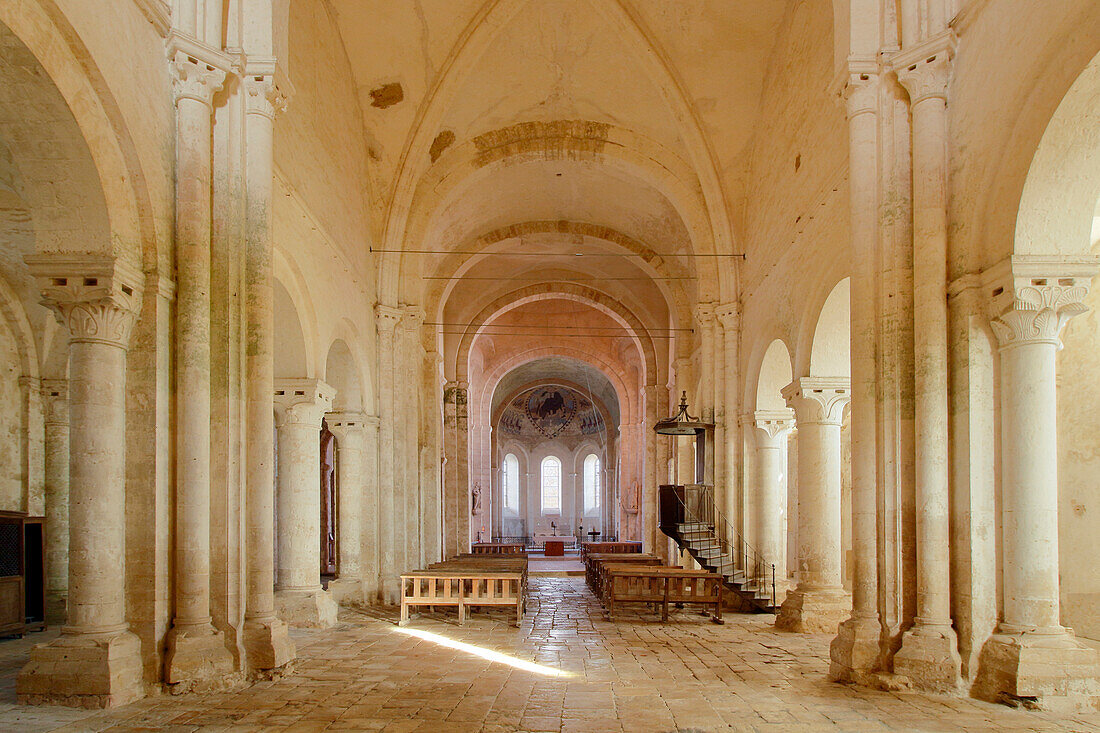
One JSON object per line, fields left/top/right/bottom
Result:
{"left": 426, "top": 555, "right": 529, "bottom": 615}
{"left": 399, "top": 570, "right": 525, "bottom": 627}
{"left": 604, "top": 567, "right": 723, "bottom": 623}
{"left": 583, "top": 553, "right": 661, "bottom": 593}
{"left": 579, "top": 541, "right": 643, "bottom": 561}
{"left": 471, "top": 542, "right": 527, "bottom": 555}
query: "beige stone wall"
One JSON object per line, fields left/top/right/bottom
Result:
{"left": 1057, "top": 240, "right": 1100, "bottom": 642}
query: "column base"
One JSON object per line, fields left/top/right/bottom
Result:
{"left": 275, "top": 588, "right": 338, "bottom": 628}
{"left": 164, "top": 624, "right": 240, "bottom": 692}
{"left": 17, "top": 629, "right": 144, "bottom": 708}
{"left": 775, "top": 587, "right": 851, "bottom": 634}
{"left": 830, "top": 612, "right": 881, "bottom": 684}
{"left": 973, "top": 627, "right": 1100, "bottom": 712}
{"left": 326, "top": 578, "right": 364, "bottom": 607}
{"left": 893, "top": 623, "right": 963, "bottom": 693}
{"left": 242, "top": 617, "right": 296, "bottom": 673}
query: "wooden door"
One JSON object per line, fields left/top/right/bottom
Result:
{"left": 319, "top": 421, "right": 337, "bottom": 576}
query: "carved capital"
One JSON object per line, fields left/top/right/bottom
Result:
{"left": 984, "top": 256, "right": 1099, "bottom": 349}
{"left": 400, "top": 305, "right": 425, "bottom": 331}
{"left": 375, "top": 303, "right": 402, "bottom": 336}
{"left": 171, "top": 50, "right": 226, "bottom": 107}
{"left": 326, "top": 410, "right": 368, "bottom": 442}
{"left": 843, "top": 73, "right": 879, "bottom": 120}
{"left": 715, "top": 302, "right": 740, "bottom": 330}
{"left": 244, "top": 74, "right": 288, "bottom": 120}
{"left": 443, "top": 381, "right": 468, "bottom": 406}
{"left": 693, "top": 302, "right": 716, "bottom": 328}
{"left": 782, "top": 377, "right": 850, "bottom": 425}
{"left": 273, "top": 379, "right": 335, "bottom": 428}
{"left": 24, "top": 256, "right": 144, "bottom": 349}
{"left": 748, "top": 409, "right": 795, "bottom": 446}
{"left": 40, "top": 379, "right": 69, "bottom": 426}
{"left": 896, "top": 53, "right": 951, "bottom": 106}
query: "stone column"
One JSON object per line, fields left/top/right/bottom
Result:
{"left": 242, "top": 69, "right": 294, "bottom": 673}
{"left": 400, "top": 308, "right": 424, "bottom": 568}
{"left": 643, "top": 384, "right": 659, "bottom": 554}
{"left": 273, "top": 379, "right": 336, "bottom": 627}
{"left": 375, "top": 306, "right": 400, "bottom": 600}
{"left": 18, "top": 257, "right": 145, "bottom": 708}
{"left": 749, "top": 411, "right": 793, "bottom": 592}
{"left": 974, "top": 261, "right": 1100, "bottom": 710}
{"left": 18, "top": 376, "right": 43, "bottom": 514}
{"left": 361, "top": 416, "right": 380, "bottom": 602}
{"left": 164, "top": 47, "right": 235, "bottom": 691}
{"left": 41, "top": 379, "right": 68, "bottom": 625}
{"left": 717, "top": 304, "right": 742, "bottom": 548}
{"left": 893, "top": 47, "right": 963, "bottom": 692}
{"left": 776, "top": 378, "right": 851, "bottom": 633}
{"left": 830, "top": 72, "right": 883, "bottom": 684}
{"left": 326, "top": 411, "right": 367, "bottom": 605}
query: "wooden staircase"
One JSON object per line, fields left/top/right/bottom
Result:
{"left": 659, "top": 485, "right": 779, "bottom": 614}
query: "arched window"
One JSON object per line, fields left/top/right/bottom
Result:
{"left": 541, "top": 456, "right": 561, "bottom": 513}
{"left": 583, "top": 454, "right": 601, "bottom": 512}
{"left": 503, "top": 453, "right": 520, "bottom": 511}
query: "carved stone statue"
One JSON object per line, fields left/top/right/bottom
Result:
{"left": 471, "top": 483, "right": 482, "bottom": 516}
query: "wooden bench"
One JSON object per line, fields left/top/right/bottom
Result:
{"left": 604, "top": 567, "right": 723, "bottom": 623}
{"left": 583, "top": 553, "right": 660, "bottom": 593}
{"left": 580, "top": 541, "right": 643, "bottom": 560}
{"left": 471, "top": 542, "right": 527, "bottom": 555}
{"left": 399, "top": 570, "right": 524, "bottom": 627}
{"left": 427, "top": 555, "right": 529, "bottom": 614}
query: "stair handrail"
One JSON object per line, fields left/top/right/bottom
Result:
{"left": 672, "top": 484, "right": 776, "bottom": 609}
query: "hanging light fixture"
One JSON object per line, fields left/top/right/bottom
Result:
{"left": 653, "top": 391, "right": 709, "bottom": 435}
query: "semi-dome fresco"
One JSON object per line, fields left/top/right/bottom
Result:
{"left": 500, "top": 385, "right": 604, "bottom": 441}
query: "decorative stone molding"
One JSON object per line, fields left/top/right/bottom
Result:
{"left": 244, "top": 70, "right": 290, "bottom": 120}
{"left": 693, "top": 302, "right": 716, "bottom": 327}
{"left": 170, "top": 50, "right": 227, "bottom": 107}
{"left": 400, "top": 305, "right": 425, "bottom": 331}
{"left": 896, "top": 53, "right": 951, "bottom": 105}
{"left": 843, "top": 72, "right": 879, "bottom": 120}
{"left": 893, "top": 30, "right": 955, "bottom": 105}
{"left": 24, "top": 256, "right": 144, "bottom": 349}
{"left": 749, "top": 410, "right": 795, "bottom": 447}
{"left": 273, "top": 379, "right": 335, "bottom": 428}
{"left": 782, "top": 377, "right": 850, "bottom": 426}
{"left": 984, "top": 256, "right": 1099, "bottom": 349}
{"left": 375, "top": 303, "right": 402, "bottom": 335}
{"left": 326, "top": 411, "right": 368, "bottom": 440}
{"left": 715, "top": 302, "right": 740, "bottom": 330}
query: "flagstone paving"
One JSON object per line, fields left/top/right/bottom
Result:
{"left": 0, "top": 577, "right": 1096, "bottom": 732}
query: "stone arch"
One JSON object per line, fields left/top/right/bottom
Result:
{"left": 395, "top": 125, "right": 715, "bottom": 305}
{"left": 425, "top": 220, "right": 693, "bottom": 332}
{"left": 0, "top": 273, "right": 38, "bottom": 381}
{"left": 273, "top": 249, "right": 319, "bottom": 378}
{"left": 324, "top": 339, "right": 361, "bottom": 412}
{"left": 273, "top": 278, "right": 309, "bottom": 380}
{"left": 804, "top": 278, "right": 851, "bottom": 378}
{"left": 753, "top": 339, "right": 794, "bottom": 412}
{"left": 377, "top": 0, "right": 742, "bottom": 306}
{"left": 475, "top": 347, "right": 637, "bottom": 428}
{"left": 453, "top": 284, "right": 658, "bottom": 387}
{"left": 1014, "top": 52, "right": 1100, "bottom": 258}
{"left": 0, "top": 3, "right": 157, "bottom": 269}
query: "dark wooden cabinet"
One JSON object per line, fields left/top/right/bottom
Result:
{"left": 0, "top": 511, "right": 47, "bottom": 636}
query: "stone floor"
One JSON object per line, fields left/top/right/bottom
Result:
{"left": 0, "top": 578, "right": 1097, "bottom": 732}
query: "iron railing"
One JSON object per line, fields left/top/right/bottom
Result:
{"left": 666, "top": 484, "right": 776, "bottom": 609}
{"left": 489, "top": 534, "right": 619, "bottom": 546}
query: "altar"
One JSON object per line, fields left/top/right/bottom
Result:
{"left": 533, "top": 533, "right": 576, "bottom": 548}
